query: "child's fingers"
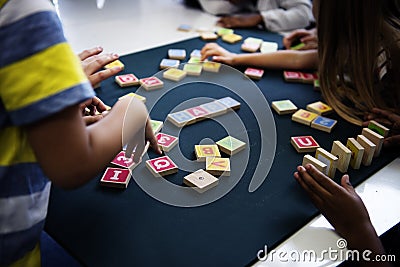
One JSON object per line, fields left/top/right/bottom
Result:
{"left": 294, "top": 170, "right": 325, "bottom": 210}
{"left": 88, "top": 66, "right": 122, "bottom": 87}
{"left": 304, "top": 164, "right": 342, "bottom": 195}
{"left": 78, "top": 46, "right": 103, "bottom": 61}
{"left": 296, "top": 165, "right": 332, "bottom": 200}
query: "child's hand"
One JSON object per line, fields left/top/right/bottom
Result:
{"left": 283, "top": 28, "right": 318, "bottom": 50}
{"left": 216, "top": 14, "right": 263, "bottom": 28}
{"left": 294, "top": 164, "right": 373, "bottom": 243}
{"left": 363, "top": 108, "right": 400, "bottom": 148}
{"left": 79, "top": 47, "right": 122, "bottom": 88}
{"left": 201, "top": 43, "right": 237, "bottom": 65}
{"left": 80, "top": 96, "right": 108, "bottom": 125}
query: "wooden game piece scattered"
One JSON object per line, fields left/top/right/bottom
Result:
{"left": 206, "top": 157, "right": 230, "bottom": 176}
{"left": 244, "top": 37, "right": 263, "bottom": 45}
{"left": 361, "top": 128, "right": 384, "bottom": 157}
{"left": 146, "top": 156, "right": 178, "bottom": 177}
{"left": 241, "top": 43, "right": 260, "bottom": 53}
{"left": 118, "top": 92, "right": 146, "bottom": 103}
{"left": 216, "top": 136, "right": 246, "bottom": 156}
{"left": 150, "top": 120, "right": 163, "bottom": 134}
{"left": 115, "top": 74, "right": 140, "bottom": 87}
{"left": 156, "top": 133, "right": 178, "bottom": 152}
{"left": 167, "top": 110, "right": 196, "bottom": 127}
{"left": 183, "top": 169, "right": 219, "bottom": 193}
{"left": 222, "top": 33, "right": 243, "bottom": 44}
{"left": 302, "top": 154, "right": 327, "bottom": 174}
{"left": 283, "top": 71, "right": 302, "bottom": 82}
{"left": 140, "top": 77, "right": 164, "bottom": 91}
{"left": 163, "top": 68, "right": 187, "bottom": 82}
{"left": 202, "top": 62, "right": 221, "bottom": 72}
{"left": 331, "top": 141, "right": 352, "bottom": 173}
{"left": 217, "top": 97, "right": 241, "bottom": 110}
{"left": 315, "top": 148, "right": 338, "bottom": 178}
{"left": 292, "top": 109, "right": 319, "bottom": 126}
{"left": 168, "top": 49, "right": 186, "bottom": 60}
{"left": 217, "top": 28, "right": 234, "bottom": 36}
{"left": 368, "top": 120, "right": 389, "bottom": 138}
{"left": 199, "top": 101, "right": 227, "bottom": 117}
{"left": 200, "top": 32, "right": 218, "bottom": 41}
{"left": 306, "top": 101, "right": 333, "bottom": 115}
{"left": 160, "top": 58, "right": 180, "bottom": 69}
{"left": 291, "top": 136, "right": 320, "bottom": 153}
{"left": 188, "top": 57, "right": 202, "bottom": 64}
{"left": 356, "top": 135, "right": 376, "bottom": 166}
{"left": 183, "top": 64, "right": 202, "bottom": 76}
{"left": 186, "top": 106, "right": 210, "bottom": 121}
{"left": 300, "top": 72, "right": 318, "bottom": 84}
{"left": 260, "top": 41, "right": 278, "bottom": 53}
{"left": 177, "top": 24, "right": 192, "bottom": 32}
{"left": 346, "top": 138, "right": 365, "bottom": 170}
{"left": 104, "top": 59, "right": 124, "bottom": 70}
{"left": 195, "top": 144, "right": 221, "bottom": 161}
{"left": 100, "top": 167, "right": 131, "bottom": 189}
{"left": 244, "top": 68, "right": 264, "bottom": 80}
{"left": 271, "top": 100, "right": 298, "bottom": 115}
{"left": 311, "top": 116, "right": 337, "bottom": 133}
{"left": 190, "top": 49, "right": 202, "bottom": 58}
{"left": 110, "top": 151, "right": 137, "bottom": 169}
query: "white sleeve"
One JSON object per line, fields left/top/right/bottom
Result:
{"left": 198, "top": 0, "right": 241, "bottom": 15}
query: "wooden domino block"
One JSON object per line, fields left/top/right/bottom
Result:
{"left": 185, "top": 106, "right": 210, "bottom": 121}
{"left": 200, "top": 32, "right": 218, "bottom": 41}
{"left": 168, "top": 49, "right": 186, "bottom": 60}
{"left": 188, "top": 57, "right": 202, "bottom": 64}
{"left": 222, "top": 33, "right": 243, "bottom": 44}
{"left": 331, "top": 141, "right": 352, "bottom": 173}
{"left": 146, "top": 156, "right": 178, "bottom": 177}
{"left": 206, "top": 157, "right": 230, "bottom": 176}
{"left": 190, "top": 49, "right": 202, "bottom": 58}
{"left": 356, "top": 135, "right": 376, "bottom": 166}
{"left": 361, "top": 128, "right": 384, "bottom": 157}
{"left": 195, "top": 144, "right": 221, "bottom": 161}
{"left": 368, "top": 120, "right": 389, "bottom": 137}
{"left": 306, "top": 101, "right": 333, "bottom": 115}
{"left": 183, "top": 169, "right": 219, "bottom": 193}
{"left": 217, "top": 97, "right": 240, "bottom": 110}
{"left": 156, "top": 133, "right": 178, "bottom": 152}
{"left": 183, "top": 64, "right": 202, "bottom": 76}
{"left": 271, "top": 100, "right": 298, "bottom": 115}
{"left": 315, "top": 148, "right": 338, "bottom": 178}
{"left": 311, "top": 116, "right": 337, "bottom": 133}
{"left": 100, "top": 167, "right": 131, "bottom": 189}
{"left": 110, "top": 151, "right": 137, "bottom": 169}
{"left": 241, "top": 42, "right": 260, "bottom": 53}
{"left": 163, "top": 68, "right": 187, "bottom": 82}
{"left": 104, "top": 59, "right": 124, "bottom": 70}
{"left": 291, "top": 136, "right": 320, "bottom": 153}
{"left": 346, "top": 138, "right": 365, "bottom": 170}
{"left": 202, "top": 62, "right": 221, "bottom": 72}
{"left": 118, "top": 92, "right": 146, "bottom": 103}
{"left": 216, "top": 136, "right": 246, "bottom": 156}
{"left": 115, "top": 74, "right": 140, "bottom": 87}
{"left": 292, "top": 109, "right": 319, "bottom": 126}
{"left": 283, "top": 71, "right": 302, "bottom": 82}
{"left": 244, "top": 68, "right": 264, "bottom": 80}
{"left": 199, "top": 101, "right": 228, "bottom": 117}
{"left": 217, "top": 28, "right": 234, "bottom": 36}
{"left": 244, "top": 37, "right": 263, "bottom": 46}
{"left": 260, "top": 41, "right": 278, "bottom": 53}
{"left": 160, "top": 58, "right": 180, "bottom": 69}
{"left": 150, "top": 120, "right": 163, "bottom": 134}
{"left": 140, "top": 77, "right": 164, "bottom": 91}
{"left": 302, "top": 155, "right": 327, "bottom": 174}
{"left": 167, "top": 110, "right": 196, "bottom": 127}
{"left": 300, "top": 72, "right": 317, "bottom": 84}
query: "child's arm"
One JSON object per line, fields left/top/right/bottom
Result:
{"left": 201, "top": 43, "right": 318, "bottom": 69}
{"left": 26, "top": 96, "right": 159, "bottom": 189}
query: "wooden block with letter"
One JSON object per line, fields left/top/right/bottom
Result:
{"left": 177, "top": 24, "right": 192, "bottom": 32}
{"left": 356, "top": 135, "right": 376, "bottom": 166}
{"left": 100, "top": 167, "right": 131, "bottom": 189}
{"left": 115, "top": 74, "right": 140, "bottom": 87}
{"left": 168, "top": 49, "right": 186, "bottom": 60}
{"left": 291, "top": 136, "right": 320, "bottom": 153}
{"left": 311, "top": 116, "right": 337, "bottom": 133}
{"left": 368, "top": 120, "right": 389, "bottom": 138}
{"left": 183, "top": 63, "right": 202, "bottom": 76}
{"left": 244, "top": 68, "right": 264, "bottom": 80}
{"left": 163, "top": 68, "right": 187, "bottom": 82}
{"left": 292, "top": 109, "right": 319, "bottom": 126}
{"left": 271, "top": 100, "right": 298, "bottom": 115}
{"left": 283, "top": 71, "right": 302, "bottom": 82}
{"left": 361, "top": 128, "right": 384, "bottom": 157}
{"left": 241, "top": 42, "right": 260, "bottom": 53}
{"left": 315, "top": 148, "right": 338, "bottom": 178}
{"left": 300, "top": 72, "right": 318, "bottom": 84}
{"left": 346, "top": 138, "right": 365, "bottom": 170}
{"left": 146, "top": 156, "right": 178, "bottom": 177}
{"left": 140, "top": 77, "right": 164, "bottom": 91}
{"left": 185, "top": 106, "right": 210, "bottom": 121}
{"left": 199, "top": 101, "right": 227, "bottom": 117}
{"left": 302, "top": 155, "right": 327, "bottom": 174}
{"left": 167, "top": 110, "right": 196, "bottom": 127}
{"left": 104, "top": 59, "right": 124, "bottom": 70}
{"left": 156, "top": 133, "right": 178, "bottom": 152}
{"left": 306, "top": 101, "right": 333, "bottom": 115}
{"left": 243, "top": 37, "right": 263, "bottom": 46}
{"left": 217, "top": 28, "right": 234, "bottom": 36}
{"left": 190, "top": 49, "right": 202, "bottom": 58}
{"left": 110, "top": 151, "right": 137, "bottom": 169}
{"left": 216, "top": 136, "right": 246, "bottom": 156}
{"left": 200, "top": 32, "right": 218, "bottom": 41}
{"left": 118, "top": 92, "right": 146, "bottom": 103}
{"left": 150, "top": 120, "right": 163, "bottom": 134}
{"left": 222, "top": 33, "right": 243, "bottom": 44}
{"left": 183, "top": 169, "right": 219, "bottom": 193}
{"left": 331, "top": 141, "right": 352, "bottom": 173}
{"left": 160, "top": 58, "right": 180, "bottom": 69}
{"left": 260, "top": 41, "right": 278, "bottom": 53}
{"left": 202, "top": 62, "right": 221, "bottom": 72}
{"left": 217, "top": 96, "right": 240, "bottom": 110}
{"left": 195, "top": 144, "right": 221, "bottom": 161}
{"left": 206, "top": 157, "right": 230, "bottom": 176}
